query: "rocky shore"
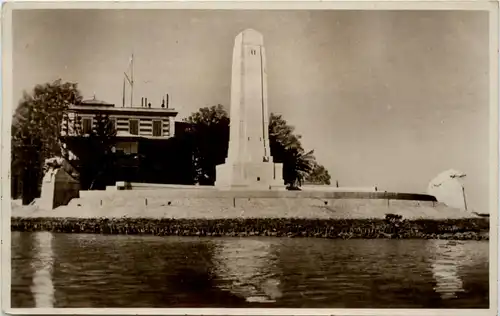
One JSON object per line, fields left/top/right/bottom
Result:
{"left": 11, "top": 215, "right": 489, "bottom": 240}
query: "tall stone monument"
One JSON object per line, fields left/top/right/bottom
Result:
{"left": 215, "top": 29, "right": 285, "bottom": 190}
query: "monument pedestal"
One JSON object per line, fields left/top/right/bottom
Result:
{"left": 215, "top": 161, "right": 285, "bottom": 190}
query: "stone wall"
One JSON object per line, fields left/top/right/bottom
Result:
{"left": 109, "top": 183, "right": 438, "bottom": 201}
{"left": 16, "top": 187, "right": 476, "bottom": 220}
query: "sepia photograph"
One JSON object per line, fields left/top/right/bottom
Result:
{"left": 2, "top": 1, "right": 498, "bottom": 314}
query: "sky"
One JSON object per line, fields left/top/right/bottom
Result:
{"left": 12, "top": 9, "right": 490, "bottom": 212}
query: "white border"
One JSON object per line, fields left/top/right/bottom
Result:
{"left": 1, "top": 1, "right": 498, "bottom": 315}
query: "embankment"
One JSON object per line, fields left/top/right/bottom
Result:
{"left": 14, "top": 189, "right": 475, "bottom": 220}
{"left": 11, "top": 189, "right": 488, "bottom": 239}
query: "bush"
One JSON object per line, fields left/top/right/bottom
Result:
{"left": 11, "top": 217, "right": 489, "bottom": 240}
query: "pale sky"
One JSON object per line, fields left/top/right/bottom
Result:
{"left": 13, "top": 10, "right": 490, "bottom": 212}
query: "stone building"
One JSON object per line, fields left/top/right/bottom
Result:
{"left": 59, "top": 95, "right": 194, "bottom": 188}
{"left": 61, "top": 96, "right": 177, "bottom": 155}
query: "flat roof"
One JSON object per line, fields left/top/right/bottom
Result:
{"left": 68, "top": 104, "right": 178, "bottom": 116}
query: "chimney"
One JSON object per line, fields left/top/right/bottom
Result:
{"left": 145, "top": 98, "right": 148, "bottom": 108}
{"left": 141, "top": 97, "right": 144, "bottom": 107}
{"left": 166, "top": 94, "right": 169, "bottom": 109}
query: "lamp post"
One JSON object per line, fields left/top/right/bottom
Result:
{"left": 457, "top": 173, "right": 468, "bottom": 211}
{"left": 462, "top": 185, "right": 468, "bottom": 211}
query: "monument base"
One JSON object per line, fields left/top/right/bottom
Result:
{"left": 215, "top": 161, "right": 285, "bottom": 190}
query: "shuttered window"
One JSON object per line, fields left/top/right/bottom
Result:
{"left": 153, "top": 120, "right": 162, "bottom": 136}
{"left": 82, "top": 118, "right": 92, "bottom": 134}
{"left": 129, "top": 119, "right": 139, "bottom": 135}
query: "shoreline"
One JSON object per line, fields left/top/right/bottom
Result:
{"left": 11, "top": 216, "right": 490, "bottom": 240}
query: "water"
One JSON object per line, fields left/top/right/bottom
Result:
{"left": 11, "top": 232, "right": 489, "bottom": 308}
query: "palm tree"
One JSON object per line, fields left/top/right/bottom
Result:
{"left": 283, "top": 148, "right": 315, "bottom": 188}
{"left": 269, "top": 113, "right": 316, "bottom": 188}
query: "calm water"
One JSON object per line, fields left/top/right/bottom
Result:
{"left": 11, "top": 232, "right": 489, "bottom": 308}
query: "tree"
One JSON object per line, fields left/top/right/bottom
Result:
{"left": 183, "top": 106, "right": 330, "bottom": 188}
{"left": 305, "top": 161, "right": 332, "bottom": 185}
{"left": 76, "top": 113, "right": 117, "bottom": 190}
{"left": 183, "top": 105, "right": 229, "bottom": 185}
{"left": 11, "top": 80, "right": 82, "bottom": 203}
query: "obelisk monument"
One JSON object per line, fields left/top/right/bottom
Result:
{"left": 215, "top": 29, "right": 285, "bottom": 190}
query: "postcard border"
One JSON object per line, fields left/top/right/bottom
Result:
{"left": 1, "top": 1, "right": 498, "bottom": 315}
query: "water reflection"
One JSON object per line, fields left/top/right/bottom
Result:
{"left": 11, "top": 234, "right": 490, "bottom": 308}
{"left": 30, "top": 232, "right": 55, "bottom": 308}
{"left": 50, "top": 234, "right": 228, "bottom": 307}
{"left": 212, "top": 238, "right": 282, "bottom": 303}
{"left": 428, "top": 240, "right": 466, "bottom": 299}
{"left": 427, "top": 239, "right": 489, "bottom": 302}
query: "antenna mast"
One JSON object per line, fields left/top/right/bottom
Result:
{"left": 123, "top": 53, "right": 135, "bottom": 107}
{"left": 122, "top": 77, "right": 126, "bottom": 107}
{"left": 130, "top": 53, "right": 134, "bottom": 108}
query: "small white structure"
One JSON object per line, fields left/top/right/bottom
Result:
{"left": 37, "top": 157, "right": 80, "bottom": 210}
{"left": 427, "top": 169, "right": 468, "bottom": 210}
